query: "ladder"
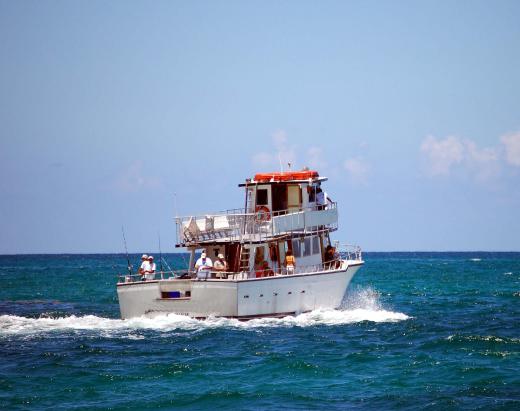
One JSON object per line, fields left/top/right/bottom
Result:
{"left": 239, "top": 245, "right": 250, "bottom": 272}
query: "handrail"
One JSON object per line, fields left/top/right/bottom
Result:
{"left": 117, "top": 270, "right": 188, "bottom": 284}
{"left": 118, "top": 251, "right": 363, "bottom": 284}
{"left": 175, "top": 202, "right": 336, "bottom": 221}
{"left": 176, "top": 202, "right": 338, "bottom": 246}
{"left": 337, "top": 244, "right": 363, "bottom": 262}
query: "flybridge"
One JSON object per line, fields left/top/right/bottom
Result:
{"left": 176, "top": 202, "right": 338, "bottom": 246}
{"left": 176, "top": 170, "right": 337, "bottom": 246}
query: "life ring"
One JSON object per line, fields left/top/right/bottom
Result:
{"left": 255, "top": 205, "right": 271, "bottom": 222}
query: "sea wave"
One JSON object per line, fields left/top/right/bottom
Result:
{"left": 0, "top": 287, "right": 409, "bottom": 336}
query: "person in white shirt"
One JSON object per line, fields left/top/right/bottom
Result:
{"left": 195, "top": 251, "right": 213, "bottom": 280}
{"left": 139, "top": 254, "right": 150, "bottom": 279}
{"left": 316, "top": 187, "right": 328, "bottom": 210}
{"left": 145, "top": 256, "right": 156, "bottom": 280}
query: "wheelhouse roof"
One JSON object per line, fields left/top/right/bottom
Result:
{"left": 238, "top": 170, "right": 327, "bottom": 187}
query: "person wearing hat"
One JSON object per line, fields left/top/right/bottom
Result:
{"left": 144, "top": 256, "right": 156, "bottom": 280}
{"left": 194, "top": 250, "right": 213, "bottom": 280}
{"left": 213, "top": 253, "right": 228, "bottom": 278}
{"left": 139, "top": 254, "right": 150, "bottom": 278}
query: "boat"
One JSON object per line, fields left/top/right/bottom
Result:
{"left": 116, "top": 169, "right": 364, "bottom": 319}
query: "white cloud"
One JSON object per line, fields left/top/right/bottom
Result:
{"left": 420, "top": 135, "right": 500, "bottom": 181}
{"left": 251, "top": 130, "right": 296, "bottom": 170}
{"left": 343, "top": 157, "right": 370, "bottom": 184}
{"left": 501, "top": 132, "right": 520, "bottom": 166}
{"left": 307, "top": 146, "right": 328, "bottom": 169}
{"left": 464, "top": 140, "right": 500, "bottom": 181}
{"left": 112, "top": 161, "right": 162, "bottom": 193}
{"left": 251, "top": 152, "right": 273, "bottom": 168}
{"left": 420, "top": 135, "right": 464, "bottom": 176}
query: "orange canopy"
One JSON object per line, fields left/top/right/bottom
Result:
{"left": 253, "top": 170, "right": 319, "bottom": 183}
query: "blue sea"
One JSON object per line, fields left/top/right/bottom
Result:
{"left": 0, "top": 253, "right": 519, "bottom": 410}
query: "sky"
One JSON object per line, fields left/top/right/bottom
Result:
{"left": 1, "top": 0, "right": 519, "bottom": 253}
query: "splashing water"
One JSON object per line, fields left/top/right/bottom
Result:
{"left": 0, "top": 287, "right": 408, "bottom": 337}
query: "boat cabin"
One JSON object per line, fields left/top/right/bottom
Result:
{"left": 176, "top": 170, "right": 340, "bottom": 279}
{"left": 241, "top": 170, "right": 328, "bottom": 216}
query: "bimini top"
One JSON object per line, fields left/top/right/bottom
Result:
{"left": 238, "top": 170, "right": 328, "bottom": 186}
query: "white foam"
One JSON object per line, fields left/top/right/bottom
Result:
{"left": 0, "top": 287, "right": 409, "bottom": 336}
{"left": 470, "top": 258, "right": 482, "bottom": 262}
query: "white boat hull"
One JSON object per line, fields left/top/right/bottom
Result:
{"left": 117, "top": 262, "right": 363, "bottom": 320}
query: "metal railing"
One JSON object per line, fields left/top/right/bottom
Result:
{"left": 337, "top": 244, "right": 363, "bottom": 262}
{"left": 118, "top": 244, "right": 363, "bottom": 284}
{"left": 117, "top": 270, "right": 189, "bottom": 284}
{"left": 175, "top": 202, "right": 338, "bottom": 246}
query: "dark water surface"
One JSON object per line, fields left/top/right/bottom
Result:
{"left": 0, "top": 253, "right": 519, "bottom": 410}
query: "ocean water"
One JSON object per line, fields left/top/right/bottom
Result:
{"left": 0, "top": 253, "right": 519, "bottom": 410}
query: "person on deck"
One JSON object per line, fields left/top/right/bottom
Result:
{"left": 324, "top": 246, "right": 334, "bottom": 268}
{"left": 256, "top": 260, "right": 274, "bottom": 278}
{"left": 332, "top": 247, "right": 341, "bottom": 269}
{"left": 213, "top": 253, "right": 228, "bottom": 278}
{"left": 139, "top": 254, "right": 150, "bottom": 279}
{"left": 316, "top": 187, "right": 327, "bottom": 210}
{"left": 195, "top": 251, "right": 213, "bottom": 280}
{"left": 284, "top": 250, "right": 296, "bottom": 275}
{"left": 145, "top": 256, "right": 156, "bottom": 280}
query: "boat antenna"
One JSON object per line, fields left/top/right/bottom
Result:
{"left": 121, "top": 226, "right": 132, "bottom": 275}
{"left": 278, "top": 153, "right": 283, "bottom": 173}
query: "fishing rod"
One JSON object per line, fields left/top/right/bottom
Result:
{"left": 161, "top": 257, "right": 173, "bottom": 274}
{"left": 158, "top": 232, "right": 164, "bottom": 275}
{"left": 121, "top": 226, "right": 132, "bottom": 276}
{"left": 157, "top": 231, "right": 177, "bottom": 275}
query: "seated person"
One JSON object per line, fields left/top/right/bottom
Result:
{"left": 262, "top": 260, "right": 274, "bottom": 277}
{"left": 195, "top": 251, "right": 213, "bottom": 279}
{"left": 255, "top": 260, "right": 274, "bottom": 278}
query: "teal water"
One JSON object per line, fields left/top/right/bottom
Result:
{"left": 0, "top": 253, "right": 519, "bottom": 410}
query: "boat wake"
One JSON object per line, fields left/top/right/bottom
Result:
{"left": 0, "top": 287, "right": 409, "bottom": 337}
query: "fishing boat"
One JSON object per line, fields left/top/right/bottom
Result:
{"left": 117, "top": 170, "right": 364, "bottom": 319}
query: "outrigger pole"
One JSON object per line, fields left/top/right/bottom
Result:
{"left": 121, "top": 226, "right": 132, "bottom": 276}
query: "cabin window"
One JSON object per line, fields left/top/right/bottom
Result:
{"left": 291, "top": 239, "right": 302, "bottom": 258}
{"left": 303, "top": 238, "right": 312, "bottom": 257}
{"left": 308, "top": 185, "right": 316, "bottom": 202}
{"left": 256, "top": 189, "right": 268, "bottom": 206}
{"left": 287, "top": 184, "right": 301, "bottom": 211}
{"left": 312, "top": 236, "right": 320, "bottom": 255}
{"left": 272, "top": 184, "right": 287, "bottom": 212}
